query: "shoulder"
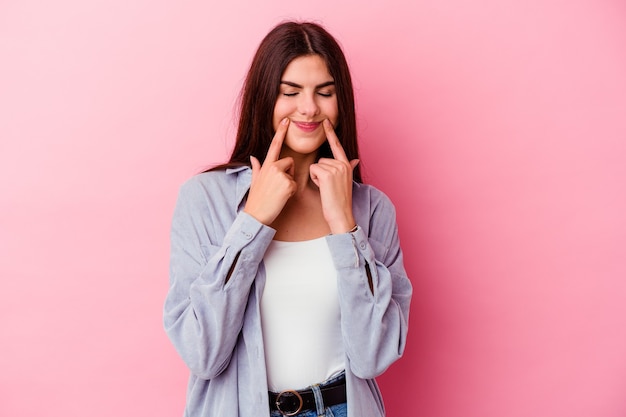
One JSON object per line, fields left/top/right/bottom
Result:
{"left": 175, "top": 166, "right": 252, "bottom": 216}
{"left": 180, "top": 169, "right": 233, "bottom": 193}
{"left": 352, "top": 182, "right": 397, "bottom": 216}
{"left": 352, "top": 182, "right": 398, "bottom": 240}
{"left": 179, "top": 167, "right": 249, "bottom": 197}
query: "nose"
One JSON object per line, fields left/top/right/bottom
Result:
{"left": 297, "top": 93, "right": 320, "bottom": 118}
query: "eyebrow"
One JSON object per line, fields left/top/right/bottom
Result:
{"left": 280, "top": 80, "right": 335, "bottom": 89}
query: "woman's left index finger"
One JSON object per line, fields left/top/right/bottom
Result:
{"left": 323, "top": 119, "right": 348, "bottom": 162}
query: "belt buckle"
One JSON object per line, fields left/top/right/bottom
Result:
{"left": 275, "top": 389, "right": 303, "bottom": 416}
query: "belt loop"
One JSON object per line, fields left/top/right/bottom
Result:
{"left": 311, "top": 384, "right": 325, "bottom": 417}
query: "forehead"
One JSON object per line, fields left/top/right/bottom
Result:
{"left": 281, "top": 55, "right": 333, "bottom": 82}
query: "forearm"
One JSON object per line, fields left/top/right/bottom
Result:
{"left": 164, "top": 211, "right": 275, "bottom": 379}
{"left": 326, "top": 226, "right": 412, "bottom": 379}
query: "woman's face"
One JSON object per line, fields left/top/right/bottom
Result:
{"left": 272, "top": 54, "right": 339, "bottom": 157}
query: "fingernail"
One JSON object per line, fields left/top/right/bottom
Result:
{"left": 281, "top": 118, "right": 289, "bottom": 125}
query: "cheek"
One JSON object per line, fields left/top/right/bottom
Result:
{"left": 327, "top": 102, "right": 339, "bottom": 125}
{"left": 272, "top": 101, "right": 286, "bottom": 130}
{"left": 273, "top": 99, "right": 291, "bottom": 118}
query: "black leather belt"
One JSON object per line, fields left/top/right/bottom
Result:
{"left": 269, "top": 375, "right": 346, "bottom": 416}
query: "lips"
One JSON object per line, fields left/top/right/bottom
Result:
{"left": 292, "top": 121, "right": 321, "bottom": 133}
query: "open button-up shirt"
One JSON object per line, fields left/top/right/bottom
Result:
{"left": 164, "top": 166, "right": 412, "bottom": 417}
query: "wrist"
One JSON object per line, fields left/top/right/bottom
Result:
{"left": 243, "top": 207, "right": 271, "bottom": 226}
{"left": 329, "top": 220, "right": 358, "bottom": 235}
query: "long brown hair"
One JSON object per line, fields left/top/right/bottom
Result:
{"left": 211, "top": 21, "right": 362, "bottom": 182}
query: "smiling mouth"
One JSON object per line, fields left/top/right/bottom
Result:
{"left": 292, "top": 121, "right": 321, "bottom": 132}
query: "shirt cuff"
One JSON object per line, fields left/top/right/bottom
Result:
{"left": 325, "top": 225, "right": 368, "bottom": 269}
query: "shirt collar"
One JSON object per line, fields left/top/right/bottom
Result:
{"left": 226, "top": 166, "right": 252, "bottom": 209}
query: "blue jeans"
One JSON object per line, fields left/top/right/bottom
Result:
{"left": 270, "top": 403, "right": 347, "bottom": 417}
{"left": 269, "top": 373, "right": 348, "bottom": 417}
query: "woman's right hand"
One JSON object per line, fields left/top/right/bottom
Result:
{"left": 244, "top": 118, "right": 296, "bottom": 225}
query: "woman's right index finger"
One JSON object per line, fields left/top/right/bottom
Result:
{"left": 265, "top": 118, "right": 290, "bottom": 163}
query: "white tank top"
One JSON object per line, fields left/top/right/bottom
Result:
{"left": 261, "top": 237, "right": 345, "bottom": 392}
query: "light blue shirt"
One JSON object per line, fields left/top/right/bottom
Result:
{"left": 164, "top": 166, "right": 412, "bottom": 417}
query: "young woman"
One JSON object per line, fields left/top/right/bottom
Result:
{"left": 164, "top": 21, "right": 412, "bottom": 417}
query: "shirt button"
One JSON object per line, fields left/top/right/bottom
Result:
{"left": 359, "top": 242, "right": 366, "bottom": 249}
{"left": 243, "top": 232, "right": 252, "bottom": 239}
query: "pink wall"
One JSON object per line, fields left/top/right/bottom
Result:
{"left": 1, "top": 0, "right": 625, "bottom": 416}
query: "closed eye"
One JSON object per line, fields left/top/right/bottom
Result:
{"left": 280, "top": 80, "right": 335, "bottom": 98}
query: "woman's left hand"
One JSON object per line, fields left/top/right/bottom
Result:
{"left": 309, "top": 119, "right": 360, "bottom": 234}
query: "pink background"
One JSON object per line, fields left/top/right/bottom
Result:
{"left": 1, "top": 0, "right": 626, "bottom": 416}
